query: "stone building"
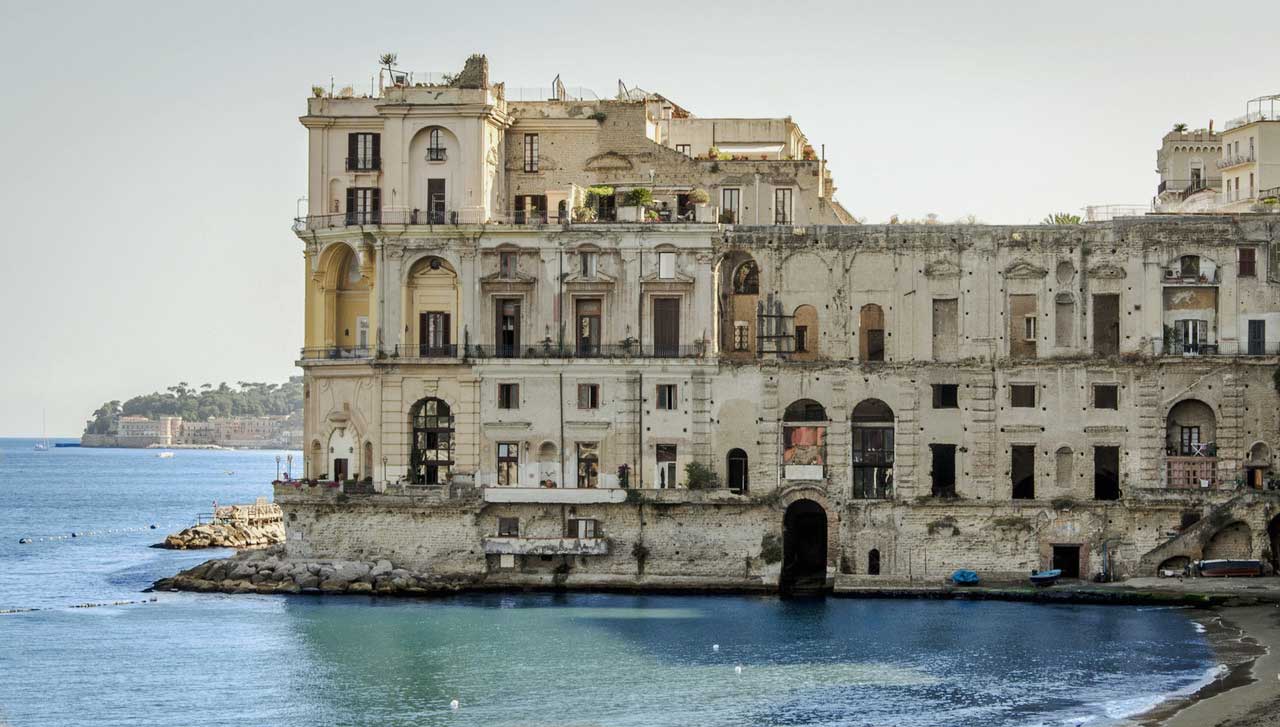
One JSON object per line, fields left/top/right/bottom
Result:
{"left": 282, "top": 55, "right": 1280, "bottom": 593}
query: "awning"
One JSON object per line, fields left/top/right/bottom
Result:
{"left": 716, "top": 142, "right": 785, "bottom": 155}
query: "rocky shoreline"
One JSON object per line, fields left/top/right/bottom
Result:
{"left": 159, "top": 520, "right": 285, "bottom": 550}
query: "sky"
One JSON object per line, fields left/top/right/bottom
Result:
{"left": 1, "top": 0, "right": 1276, "bottom": 436}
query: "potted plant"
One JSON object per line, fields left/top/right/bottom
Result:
{"left": 687, "top": 188, "right": 715, "bottom": 222}
{"left": 619, "top": 188, "right": 652, "bottom": 222}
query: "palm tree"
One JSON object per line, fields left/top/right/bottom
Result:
{"left": 1042, "top": 212, "right": 1082, "bottom": 225}
{"left": 1172, "top": 123, "right": 1188, "bottom": 133}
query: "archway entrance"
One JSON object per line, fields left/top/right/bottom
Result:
{"left": 781, "top": 499, "right": 827, "bottom": 595}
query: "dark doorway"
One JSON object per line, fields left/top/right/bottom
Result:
{"left": 419, "top": 311, "right": 450, "bottom": 357}
{"left": 1248, "top": 319, "right": 1266, "bottom": 355}
{"left": 1012, "top": 445, "right": 1035, "bottom": 499}
{"left": 1093, "top": 446, "right": 1120, "bottom": 500}
{"left": 332, "top": 458, "right": 349, "bottom": 482}
{"left": 781, "top": 499, "right": 827, "bottom": 595}
{"left": 867, "top": 549, "right": 881, "bottom": 576}
{"left": 1052, "top": 545, "right": 1081, "bottom": 579}
{"left": 576, "top": 299, "right": 601, "bottom": 356}
{"left": 930, "top": 443, "right": 957, "bottom": 497}
{"left": 496, "top": 298, "right": 521, "bottom": 358}
{"left": 1092, "top": 294, "right": 1120, "bottom": 355}
{"left": 727, "top": 449, "right": 749, "bottom": 493}
{"left": 652, "top": 298, "right": 681, "bottom": 356}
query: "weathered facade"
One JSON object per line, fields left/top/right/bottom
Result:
{"left": 284, "top": 56, "right": 1280, "bottom": 593}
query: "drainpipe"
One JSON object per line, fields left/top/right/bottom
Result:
{"left": 638, "top": 371, "right": 644, "bottom": 489}
{"left": 558, "top": 247, "right": 565, "bottom": 350}
{"left": 754, "top": 174, "right": 761, "bottom": 225}
{"left": 559, "top": 372, "right": 565, "bottom": 487}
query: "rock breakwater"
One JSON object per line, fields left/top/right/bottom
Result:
{"left": 160, "top": 521, "right": 285, "bottom": 549}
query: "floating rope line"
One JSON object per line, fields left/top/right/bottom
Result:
{"left": 17, "top": 523, "right": 185, "bottom": 544}
{"left": 0, "top": 597, "right": 158, "bottom": 615}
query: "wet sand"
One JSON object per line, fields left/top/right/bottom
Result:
{"left": 1135, "top": 604, "right": 1280, "bottom": 727}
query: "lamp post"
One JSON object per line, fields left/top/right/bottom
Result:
{"left": 275, "top": 455, "right": 281, "bottom": 481}
{"left": 286, "top": 454, "right": 294, "bottom": 481}
{"left": 382, "top": 455, "right": 388, "bottom": 485}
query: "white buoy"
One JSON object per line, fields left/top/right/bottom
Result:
{"left": 712, "top": 644, "right": 719, "bottom": 651}
{"left": 449, "top": 698, "right": 460, "bottom": 711}
{"left": 735, "top": 665, "right": 743, "bottom": 675}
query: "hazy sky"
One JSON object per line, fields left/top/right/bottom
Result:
{"left": 2, "top": 0, "right": 1276, "bottom": 436}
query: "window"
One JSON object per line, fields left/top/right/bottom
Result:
{"left": 930, "top": 443, "right": 956, "bottom": 497}
{"left": 1248, "top": 319, "right": 1266, "bottom": 355}
{"left": 1094, "top": 446, "right": 1120, "bottom": 501}
{"left": 497, "top": 517, "right": 519, "bottom": 537}
{"left": 1010, "top": 384, "right": 1036, "bottom": 408}
{"left": 932, "top": 384, "right": 959, "bottom": 409}
{"left": 859, "top": 304, "right": 885, "bottom": 361}
{"left": 794, "top": 325, "right": 808, "bottom": 353}
{"left": 656, "top": 384, "right": 677, "bottom": 410}
{"left": 347, "top": 132, "right": 380, "bottom": 171}
{"left": 496, "top": 443, "right": 519, "bottom": 486}
{"left": 498, "top": 251, "right": 517, "bottom": 278}
{"left": 721, "top": 188, "right": 741, "bottom": 223}
{"left": 653, "top": 297, "right": 680, "bottom": 356}
{"left": 1180, "top": 255, "right": 1201, "bottom": 279}
{"left": 1239, "top": 247, "right": 1256, "bottom": 277}
{"left": 1179, "top": 426, "right": 1200, "bottom": 456}
{"left": 568, "top": 518, "right": 598, "bottom": 538}
{"left": 1175, "top": 319, "right": 1207, "bottom": 354}
{"left": 773, "top": 187, "right": 793, "bottom": 225}
{"left": 656, "top": 444, "right": 677, "bottom": 488}
{"left": 577, "top": 383, "right": 600, "bottom": 410}
{"left": 426, "top": 128, "right": 446, "bottom": 161}
{"left": 1011, "top": 445, "right": 1035, "bottom": 499}
{"left": 658, "top": 251, "right": 676, "bottom": 279}
{"left": 733, "top": 322, "right": 750, "bottom": 352}
{"left": 1092, "top": 294, "right": 1120, "bottom": 355}
{"left": 496, "top": 298, "right": 520, "bottom": 358}
{"left": 675, "top": 143, "right": 691, "bottom": 156}
{"left": 576, "top": 299, "right": 602, "bottom": 356}
{"left": 345, "top": 187, "right": 380, "bottom": 225}
{"left": 1023, "top": 315, "right": 1037, "bottom": 341}
{"left": 523, "top": 134, "right": 539, "bottom": 172}
{"left": 580, "top": 251, "right": 598, "bottom": 278}
{"left": 1094, "top": 384, "right": 1119, "bottom": 410}
{"left": 498, "top": 383, "right": 519, "bottom": 410}
{"left": 576, "top": 442, "right": 599, "bottom": 488}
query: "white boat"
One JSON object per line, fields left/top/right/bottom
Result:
{"left": 34, "top": 411, "right": 50, "bottom": 451}
{"left": 156, "top": 451, "right": 175, "bottom": 459}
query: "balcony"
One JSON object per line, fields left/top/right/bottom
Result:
{"left": 1217, "top": 152, "right": 1256, "bottom": 170}
{"left": 482, "top": 487, "right": 626, "bottom": 504}
{"left": 1166, "top": 455, "right": 1218, "bottom": 489}
{"left": 392, "top": 344, "right": 459, "bottom": 360}
{"left": 466, "top": 343, "right": 709, "bottom": 360}
{"left": 1156, "top": 178, "right": 1214, "bottom": 199}
{"left": 481, "top": 536, "right": 609, "bottom": 556}
{"left": 300, "top": 346, "right": 373, "bottom": 361}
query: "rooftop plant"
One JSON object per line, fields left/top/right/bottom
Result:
{"left": 623, "top": 188, "right": 653, "bottom": 208}
{"left": 687, "top": 188, "right": 710, "bottom": 205}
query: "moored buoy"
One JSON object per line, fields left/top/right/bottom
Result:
{"left": 449, "top": 698, "right": 460, "bottom": 711}
{"left": 735, "top": 665, "right": 743, "bottom": 675}
{"left": 18, "top": 538, "right": 31, "bottom": 544}
{"left": 712, "top": 644, "right": 719, "bottom": 651}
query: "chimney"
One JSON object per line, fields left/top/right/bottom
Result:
{"left": 1209, "top": 119, "right": 1214, "bottom": 134}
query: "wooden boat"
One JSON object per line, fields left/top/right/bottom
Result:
{"left": 1196, "top": 559, "right": 1265, "bottom": 577}
{"left": 951, "top": 569, "right": 979, "bottom": 586}
{"left": 1029, "top": 569, "right": 1062, "bottom": 586}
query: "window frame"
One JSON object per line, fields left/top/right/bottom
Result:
{"left": 1010, "top": 384, "right": 1037, "bottom": 408}
{"left": 496, "top": 442, "right": 520, "bottom": 486}
{"left": 426, "top": 128, "right": 446, "bottom": 161}
{"left": 523, "top": 133, "right": 539, "bottom": 173}
{"left": 497, "top": 383, "right": 520, "bottom": 410}
{"left": 1238, "top": 247, "right": 1256, "bottom": 277}
{"left": 674, "top": 143, "right": 691, "bottom": 156}
{"left": 577, "top": 383, "right": 600, "bottom": 410}
{"left": 773, "top": 187, "right": 793, "bottom": 225}
{"left": 721, "top": 188, "right": 740, "bottom": 223}
{"left": 1093, "top": 384, "right": 1119, "bottom": 410}
{"left": 656, "top": 384, "right": 678, "bottom": 411}
{"left": 497, "top": 516, "right": 519, "bottom": 537}
{"left": 932, "top": 384, "right": 959, "bottom": 409}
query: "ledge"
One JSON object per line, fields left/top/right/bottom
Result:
{"left": 482, "top": 536, "right": 609, "bottom": 555}
{"left": 482, "top": 487, "right": 627, "bottom": 504}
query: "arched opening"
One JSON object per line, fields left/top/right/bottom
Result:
{"left": 859, "top": 304, "right": 885, "bottom": 361}
{"left": 1158, "top": 555, "right": 1191, "bottom": 575}
{"left": 1246, "top": 442, "right": 1272, "bottom": 489}
{"left": 1204, "top": 521, "right": 1252, "bottom": 560}
{"left": 1055, "top": 446, "right": 1074, "bottom": 488}
{"left": 1165, "top": 399, "right": 1217, "bottom": 488}
{"left": 851, "top": 399, "right": 894, "bottom": 499}
{"left": 726, "top": 448, "right": 749, "bottom": 493}
{"left": 409, "top": 125, "right": 460, "bottom": 222}
{"left": 409, "top": 398, "right": 453, "bottom": 485}
{"left": 327, "top": 427, "right": 356, "bottom": 482}
{"left": 792, "top": 304, "right": 818, "bottom": 359}
{"left": 867, "top": 548, "right": 881, "bottom": 576}
{"left": 732, "top": 261, "right": 759, "bottom": 294}
{"left": 717, "top": 253, "right": 759, "bottom": 359}
{"left": 404, "top": 256, "right": 459, "bottom": 357}
{"left": 781, "top": 499, "right": 828, "bottom": 594}
{"left": 538, "top": 441, "right": 560, "bottom": 487}
{"left": 782, "top": 399, "right": 827, "bottom": 481}
{"left": 318, "top": 244, "right": 372, "bottom": 357}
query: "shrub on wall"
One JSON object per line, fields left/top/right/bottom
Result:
{"left": 687, "top": 188, "right": 710, "bottom": 205}
{"left": 623, "top": 188, "right": 653, "bottom": 208}
{"left": 684, "top": 462, "right": 719, "bottom": 489}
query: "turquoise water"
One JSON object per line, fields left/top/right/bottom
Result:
{"left": 0, "top": 439, "right": 1218, "bottom": 726}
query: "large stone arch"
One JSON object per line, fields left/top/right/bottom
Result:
{"left": 402, "top": 256, "right": 461, "bottom": 356}
{"left": 850, "top": 399, "right": 894, "bottom": 499}
{"left": 780, "top": 495, "right": 830, "bottom": 594}
{"left": 407, "top": 124, "right": 465, "bottom": 220}
{"left": 1204, "top": 521, "right": 1252, "bottom": 560}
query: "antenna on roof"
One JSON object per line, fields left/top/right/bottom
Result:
{"left": 617, "top": 79, "right": 629, "bottom": 101}
{"left": 551, "top": 74, "right": 566, "bottom": 101}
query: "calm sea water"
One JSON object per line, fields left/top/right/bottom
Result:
{"left": 0, "top": 438, "right": 1218, "bottom": 727}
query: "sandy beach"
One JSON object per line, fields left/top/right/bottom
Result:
{"left": 1135, "top": 604, "right": 1280, "bottom": 727}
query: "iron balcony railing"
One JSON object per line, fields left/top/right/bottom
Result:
{"left": 1217, "top": 152, "right": 1256, "bottom": 170}
{"left": 392, "top": 344, "right": 459, "bottom": 359}
{"left": 300, "top": 346, "right": 374, "bottom": 361}
{"left": 466, "top": 343, "right": 708, "bottom": 360}
{"left": 345, "top": 157, "right": 381, "bottom": 172}
{"left": 1156, "top": 178, "right": 1214, "bottom": 197}
{"left": 293, "top": 208, "right": 721, "bottom": 232}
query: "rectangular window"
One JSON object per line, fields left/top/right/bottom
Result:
{"left": 1248, "top": 319, "right": 1266, "bottom": 355}
{"left": 497, "top": 517, "right": 519, "bottom": 536}
{"left": 499, "top": 251, "right": 518, "bottom": 278}
{"left": 1180, "top": 426, "right": 1200, "bottom": 455}
{"left": 794, "top": 325, "right": 808, "bottom": 353}
{"left": 580, "top": 251, "right": 598, "bottom": 278}
{"left": 658, "top": 251, "right": 676, "bottom": 279}
{"left": 347, "top": 132, "right": 380, "bottom": 171}
{"left": 497, "top": 383, "right": 519, "bottom": 410}
{"left": 345, "top": 187, "right": 381, "bottom": 225}
{"left": 1176, "top": 319, "right": 1207, "bottom": 354}
{"left": 577, "top": 383, "right": 600, "bottom": 410}
{"left": 1093, "top": 384, "right": 1119, "bottom": 410}
{"left": 1094, "top": 446, "right": 1120, "bottom": 500}
{"left": 656, "top": 384, "right": 677, "bottom": 410}
{"left": 675, "top": 143, "right": 691, "bottom": 156}
{"left": 1011, "top": 445, "right": 1035, "bottom": 499}
{"left": 495, "top": 298, "right": 520, "bottom": 358}
{"left": 576, "top": 442, "right": 599, "bottom": 488}
{"left": 932, "top": 384, "right": 959, "bottom": 409}
{"left": 576, "top": 299, "right": 602, "bottom": 356}
{"left": 721, "top": 188, "right": 740, "bottom": 223}
{"left": 1010, "top": 384, "right": 1036, "bottom": 408}
{"left": 1024, "top": 315, "right": 1037, "bottom": 341}
{"left": 1239, "top": 247, "right": 1256, "bottom": 277}
{"left": 1009, "top": 294, "right": 1037, "bottom": 359}
{"left": 1092, "top": 294, "right": 1120, "bottom": 355}
{"left": 930, "top": 443, "right": 956, "bottom": 497}
{"left": 496, "top": 443, "right": 520, "bottom": 486}
{"left": 773, "top": 187, "right": 793, "bottom": 225}
{"left": 523, "top": 134, "right": 539, "bottom": 172}
{"left": 656, "top": 444, "right": 677, "bottom": 488}
{"left": 568, "top": 518, "right": 598, "bottom": 538}
{"left": 652, "top": 297, "right": 680, "bottom": 356}
{"left": 419, "top": 311, "right": 450, "bottom": 356}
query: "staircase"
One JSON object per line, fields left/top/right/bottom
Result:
{"left": 1138, "top": 491, "right": 1278, "bottom": 573}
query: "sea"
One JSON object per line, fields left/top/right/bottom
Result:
{"left": 0, "top": 437, "right": 1220, "bottom": 727}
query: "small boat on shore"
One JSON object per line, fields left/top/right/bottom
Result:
{"left": 1030, "top": 569, "right": 1062, "bottom": 587}
{"left": 951, "top": 569, "right": 979, "bottom": 586}
{"left": 1196, "top": 559, "right": 1265, "bottom": 577}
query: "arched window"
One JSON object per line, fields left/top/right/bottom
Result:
{"left": 793, "top": 305, "right": 818, "bottom": 356}
{"left": 1165, "top": 399, "right": 1217, "bottom": 488}
{"left": 732, "top": 261, "right": 759, "bottom": 294}
{"left": 868, "top": 548, "right": 881, "bottom": 576}
{"left": 783, "top": 400, "right": 827, "bottom": 480}
{"left": 784, "top": 399, "right": 828, "bottom": 422}
{"left": 851, "top": 400, "right": 894, "bottom": 499}
{"left": 727, "top": 448, "right": 749, "bottom": 493}
{"left": 427, "top": 128, "right": 445, "bottom": 160}
{"left": 409, "top": 398, "right": 453, "bottom": 485}
{"left": 1055, "top": 446, "right": 1074, "bottom": 488}
{"left": 859, "top": 304, "right": 885, "bottom": 361}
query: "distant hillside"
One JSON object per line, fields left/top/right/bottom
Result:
{"left": 84, "top": 378, "right": 303, "bottom": 434}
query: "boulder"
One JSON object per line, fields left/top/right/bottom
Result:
{"left": 370, "top": 560, "right": 393, "bottom": 577}
{"left": 347, "top": 581, "right": 374, "bottom": 594}
{"left": 318, "top": 578, "right": 348, "bottom": 593}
